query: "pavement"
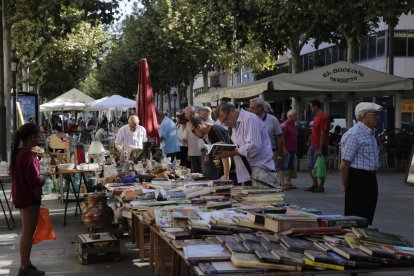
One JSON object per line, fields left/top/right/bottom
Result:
{"left": 1, "top": 170, "right": 414, "bottom": 276}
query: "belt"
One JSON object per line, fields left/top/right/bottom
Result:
{"left": 350, "top": 167, "right": 376, "bottom": 175}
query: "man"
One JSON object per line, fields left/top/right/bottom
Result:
{"left": 197, "top": 106, "right": 215, "bottom": 125}
{"left": 184, "top": 106, "right": 202, "bottom": 173}
{"left": 190, "top": 116, "right": 231, "bottom": 180}
{"left": 305, "top": 99, "right": 330, "bottom": 193}
{"left": 249, "top": 98, "right": 286, "bottom": 181}
{"left": 115, "top": 115, "right": 147, "bottom": 162}
{"left": 216, "top": 103, "right": 279, "bottom": 187}
{"left": 340, "top": 102, "right": 382, "bottom": 225}
{"left": 280, "top": 109, "right": 298, "bottom": 190}
{"left": 156, "top": 110, "right": 180, "bottom": 160}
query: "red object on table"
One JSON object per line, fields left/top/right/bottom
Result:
{"left": 76, "top": 148, "right": 85, "bottom": 164}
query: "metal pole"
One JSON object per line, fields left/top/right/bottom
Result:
{"left": 12, "top": 72, "right": 16, "bottom": 131}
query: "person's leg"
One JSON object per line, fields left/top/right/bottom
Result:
{"left": 305, "top": 147, "right": 318, "bottom": 190}
{"left": 285, "top": 152, "right": 296, "bottom": 186}
{"left": 318, "top": 148, "right": 329, "bottom": 190}
{"left": 19, "top": 204, "right": 40, "bottom": 269}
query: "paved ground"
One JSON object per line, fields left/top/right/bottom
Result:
{"left": 1, "top": 170, "right": 414, "bottom": 275}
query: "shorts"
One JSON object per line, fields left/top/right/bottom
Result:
{"left": 14, "top": 196, "right": 41, "bottom": 209}
{"left": 280, "top": 152, "right": 297, "bottom": 171}
{"left": 307, "top": 146, "right": 328, "bottom": 169}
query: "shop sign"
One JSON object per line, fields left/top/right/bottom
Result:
{"left": 322, "top": 67, "right": 365, "bottom": 83}
{"left": 401, "top": 99, "right": 414, "bottom": 113}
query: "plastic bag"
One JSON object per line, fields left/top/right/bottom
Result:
{"left": 312, "top": 156, "right": 326, "bottom": 180}
{"left": 33, "top": 208, "right": 56, "bottom": 244}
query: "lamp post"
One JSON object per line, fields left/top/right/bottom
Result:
{"left": 172, "top": 91, "right": 177, "bottom": 117}
{"left": 11, "top": 52, "right": 20, "bottom": 131}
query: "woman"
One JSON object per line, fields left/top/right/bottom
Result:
{"left": 10, "top": 123, "right": 45, "bottom": 276}
{"left": 176, "top": 113, "right": 191, "bottom": 168}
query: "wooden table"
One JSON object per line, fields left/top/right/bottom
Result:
{"left": 131, "top": 210, "right": 151, "bottom": 262}
{"left": 0, "top": 175, "right": 15, "bottom": 230}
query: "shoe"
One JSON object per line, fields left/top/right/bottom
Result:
{"left": 18, "top": 264, "right": 45, "bottom": 276}
{"left": 303, "top": 186, "right": 317, "bottom": 191}
{"left": 311, "top": 187, "right": 325, "bottom": 193}
{"left": 283, "top": 184, "right": 298, "bottom": 190}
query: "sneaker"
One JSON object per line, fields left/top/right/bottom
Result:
{"left": 18, "top": 264, "right": 45, "bottom": 276}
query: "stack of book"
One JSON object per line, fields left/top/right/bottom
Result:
{"left": 264, "top": 214, "right": 319, "bottom": 233}
{"left": 240, "top": 188, "right": 284, "bottom": 203}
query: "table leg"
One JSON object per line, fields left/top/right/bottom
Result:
{"left": 154, "top": 232, "right": 159, "bottom": 274}
{"left": 63, "top": 176, "right": 71, "bottom": 226}
{"left": 71, "top": 174, "right": 81, "bottom": 217}
{"left": 149, "top": 227, "right": 154, "bottom": 270}
{"left": 172, "top": 251, "right": 179, "bottom": 276}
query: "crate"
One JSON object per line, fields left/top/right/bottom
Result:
{"left": 75, "top": 232, "right": 120, "bottom": 265}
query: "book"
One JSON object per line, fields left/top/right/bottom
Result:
{"left": 260, "top": 240, "right": 284, "bottom": 251}
{"left": 197, "top": 261, "right": 265, "bottom": 274}
{"left": 304, "top": 249, "right": 344, "bottom": 264}
{"left": 224, "top": 240, "right": 250, "bottom": 253}
{"left": 382, "top": 244, "right": 414, "bottom": 257}
{"left": 206, "top": 201, "right": 232, "bottom": 210}
{"left": 242, "top": 241, "right": 264, "bottom": 253}
{"left": 264, "top": 214, "right": 318, "bottom": 233}
{"left": 233, "top": 217, "right": 268, "bottom": 231}
{"left": 322, "top": 235, "right": 346, "bottom": 244}
{"left": 183, "top": 244, "right": 231, "bottom": 261}
{"left": 326, "top": 251, "right": 380, "bottom": 268}
{"left": 330, "top": 244, "right": 373, "bottom": 262}
{"left": 261, "top": 233, "right": 281, "bottom": 243}
{"left": 358, "top": 244, "right": 395, "bottom": 259}
{"left": 344, "top": 235, "right": 362, "bottom": 249}
{"left": 239, "top": 233, "right": 261, "bottom": 243}
{"left": 352, "top": 227, "right": 410, "bottom": 246}
{"left": 317, "top": 215, "right": 368, "bottom": 228}
{"left": 270, "top": 249, "right": 305, "bottom": 266}
{"left": 280, "top": 226, "right": 343, "bottom": 236}
{"left": 164, "top": 230, "right": 192, "bottom": 240}
{"left": 280, "top": 236, "right": 322, "bottom": 253}
{"left": 254, "top": 247, "right": 281, "bottom": 263}
{"left": 230, "top": 252, "right": 301, "bottom": 271}
{"left": 303, "top": 259, "right": 345, "bottom": 270}
{"left": 204, "top": 143, "right": 237, "bottom": 155}
{"left": 171, "top": 239, "right": 208, "bottom": 249}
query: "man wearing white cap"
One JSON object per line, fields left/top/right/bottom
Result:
{"left": 339, "top": 102, "right": 382, "bottom": 225}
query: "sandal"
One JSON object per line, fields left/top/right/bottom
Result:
{"left": 304, "top": 186, "right": 317, "bottom": 192}
{"left": 311, "top": 187, "right": 325, "bottom": 193}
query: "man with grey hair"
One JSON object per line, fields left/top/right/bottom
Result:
{"left": 340, "top": 102, "right": 382, "bottom": 225}
{"left": 249, "top": 97, "right": 286, "bottom": 168}
{"left": 184, "top": 106, "right": 202, "bottom": 173}
{"left": 115, "top": 115, "right": 147, "bottom": 162}
{"left": 197, "top": 106, "right": 215, "bottom": 125}
{"left": 280, "top": 109, "right": 298, "bottom": 189}
{"left": 216, "top": 102, "right": 279, "bottom": 187}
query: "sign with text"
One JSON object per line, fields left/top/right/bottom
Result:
{"left": 401, "top": 99, "right": 414, "bottom": 113}
{"left": 321, "top": 67, "right": 365, "bottom": 83}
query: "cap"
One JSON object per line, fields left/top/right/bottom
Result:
{"left": 355, "top": 102, "right": 383, "bottom": 118}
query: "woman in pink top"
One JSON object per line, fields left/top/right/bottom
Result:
{"left": 280, "top": 110, "right": 298, "bottom": 190}
{"left": 9, "top": 123, "right": 45, "bottom": 276}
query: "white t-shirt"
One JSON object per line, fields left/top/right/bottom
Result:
{"left": 115, "top": 124, "right": 147, "bottom": 154}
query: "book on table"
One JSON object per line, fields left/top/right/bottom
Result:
{"left": 329, "top": 243, "right": 374, "bottom": 262}
{"left": 316, "top": 215, "right": 368, "bottom": 228}
{"left": 280, "top": 226, "right": 343, "bottom": 236}
{"left": 204, "top": 143, "right": 237, "bottom": 155}
{"left": 183, "top": 244, "right": 231, "bottom": 261}
{"left": 230, "top": 252, "right": 302, "bottom": 271}
{"left": 197, "top": 261, "right": 266, "bottom": 274}
{"left": 264, "top": 214, "right": 319, "bottom": 233}
{"left": 303, "top": 259, "right": 345, "bottom": 270}
{"left": 352, "top": 227, "right": 411, "bottom": 246}
{"left": 382, "top": 244, "right": 414, "bottom": 257}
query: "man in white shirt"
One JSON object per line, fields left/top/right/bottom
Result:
{"left": 115, "top": 115, "right": 147, "bottom": 162}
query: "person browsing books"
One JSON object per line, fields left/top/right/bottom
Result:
{"left": 339, "top": 102, "right": 382, "bottom": 225}
{"left": 115, "top": 115, "right": 147, "bottom": 162}
{"left": 216, "top": 103, "right": 279, "bottom": 187}
{"left": 190, "top": 116, "right": 232, "bottom": 180}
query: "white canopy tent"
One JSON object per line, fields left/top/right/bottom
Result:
{"left": 40, "top": 88, "right": 95, "bottom": 112}
{"left": 85, "top": 95, "right": 136, "bottom": 111}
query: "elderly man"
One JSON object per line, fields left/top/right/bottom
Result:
{"left": 280, "top": 109, "right": 298, "bottom": 189}
{"left": 197, "top": 106, "right": 215, "bottom": 125}
{"left": 156, "top": 110, "right": 180, "bottom": 160}
{"left": 184, "top": 106, "right": 202, "bottom": 173}
{"left": 340, "top": 102, "right": 382, "bottom": 225}
{"left": 115, "top": 115, "right": 147, "bottom": 162}
{"left": 216, "top": 102, "right": 279, "bottom": 187}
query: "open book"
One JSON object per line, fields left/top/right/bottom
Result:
{"left": 204, "top": 143, "right": 237, "bottom": 155}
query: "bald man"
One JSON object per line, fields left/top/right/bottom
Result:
{"left": 115, "top": 115, "right": 147, "bottom": 161}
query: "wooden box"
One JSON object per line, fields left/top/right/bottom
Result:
{"left": 75, "top": 232, "right": 120, "bottom": 265}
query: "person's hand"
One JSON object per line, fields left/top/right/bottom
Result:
{"left": 120, "top": 152, "right": 126, "bottom": 163}
{"left": 182, "top": 138, "right": 187, "bottom": 144}
{"left": 219, "top": 174, "right": 229, "bottom": 180}
{"left": 283, "top": 147, "right": 289, "bottom": 156}
{"left": 216, "top": 149, "right": 237, "bottom": 158}
{"left": 203, "top": 155, "right": 209, "bottom": 164}
{"left": 316, "top": 148, "right": 322, "bottom": 156}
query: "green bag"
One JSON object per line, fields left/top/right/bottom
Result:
{"left": 312, "top": 156, "right": 326, "bottom": 180}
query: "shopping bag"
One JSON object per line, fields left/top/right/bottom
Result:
{"left": 312, "top": 156, "right": 326, "bottom": 180}
{"left": 33, "top": 208, "right": 56, "bottom": 244}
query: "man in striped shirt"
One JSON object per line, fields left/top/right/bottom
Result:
{"left": 340, "top": 102, "right": 382, "bottom": 225}
{"left": 216, "top": 103, "right": 278, "bottom": 187}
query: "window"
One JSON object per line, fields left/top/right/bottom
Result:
{"left": 338, "top": 48, "right": 346, "bottom": 61}
{"left": 360, "top": 40, "right": 368, "bottom": 61}
{"left": 377, "top": 37, "right": 385, "bottom": 57}
{"left": 308, "top": 54, "right": 314, "bottom": 70}
{"left": 353, "top": 46, "right": 360, "bottom": 62}
{"left": 408, "top": 32, "right": 414, "bottom": 56}
{"left": 394, "top": 37, "right": 407, "bottom": 56}
{"left": 368, "top": 36, "right": 376, "bottom": 59}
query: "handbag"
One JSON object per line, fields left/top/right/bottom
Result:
{"left": 33, "top": 208, "right": 56, "bottom": 244}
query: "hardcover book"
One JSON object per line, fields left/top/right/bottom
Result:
{"left": 304, "top": 249, "right": 344, "bottom": 264}
{"left": 230, "top": 252, "right": 301, "bottom": 271}
{"left": 358, "top": 244, "right": 396, "bottom": 259}
{"left": 280, "top": 236, "right": 323, "bottom": 253}
{"left": 254, "top": 248, "right": 280, "bottom": 263}
{"left": 281, "top": 226, "right": 343, "bottom": 236}
{"left": 197, "top": 261, "right": 265, "bottom": 274}
{"left": 382, "top": 245, "right": 414, "bottom": 257}
{"left": 317, "top": 215, "right": 368, "bottom": 228}
{"left": 242, "top": 241, "right": 264, "bottom": 253}
{"left": 183, "top": 244, "right": 231, "bottom": 261}
{"left": 239, "top": 233, "right": 261, "bottom": 243}
{"left": 326, "top": 251, "right": 380, "bottom": 268}
{"left": 224, "top": 240, "right": 250, "bottom": 253}
{"left": 204, "top": 143, "right": 237, "bottom": 156}
{"left": 303, "top": 259, "right": 345, "bottom": 270}
{"left": 330, "top": 244, "right": 373, "bottom": 262}
{"left": 352, "top": 227, "right": 410, "bottom": 246}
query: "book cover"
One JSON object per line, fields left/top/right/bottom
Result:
{"left": 303, "top": 259, "right": 345, "bottom": 270}
{"left": 243, "top": 241, "right": 263, "bottom": 253}
{"left": 326, "top": 251, "right": 380, "bottom": 268}
{"left": 239, "top": 233, "right": 261, "bottom": 243}
{"left": 352, "top": 227, "right": 410, "bottom": 246}
{"left": 230, "top": 252, "right": 301, "bottom": 271}
{"left": 304, "top": 249, "right": 343, "bottom": 264}
{"left": 171, "top": 239, "right": 208, "bottom": 249}
{"left": 270, "top": 249, "right": 305, "bottom": 266}
{"left": 234, "top": 217, "right": 268, "bottom": 231}
{"left": 197, "top": 261, "right": 265, "bottom": 274}
{"left": 224, "top": 240, "right": 250, "bottom": 253}
{"left": 261, "top": 240, "right": 284, "bottom": 251}
{"left": 183, "top": 244, "right": 231, "bottom": 261}
{"left": 281, "top": 226, "right": 342, "bottom": 236}
{"left": 204, "top": 143, "right": 237, "bottom": 156}
{"left": 331, "top": 244, "right": 373, "bottom": 262}
{"left": 254, "top": 247, "right": 281, "bottom": 263}
{"left": 280, "top": 236, "right": 323, "bottom": 253}
{"left": 344, "top": 235, "right": 362, "bottom": 249}
{"left": 358, "top": 244, "right": 396, "bottom": 259}
{"left": 383, "top": 244, "right": 414, "bottom": 257}
{"left": 317, "top": 215, "right": 368, "bottom": 228}
{"left": 164, "top": 230, "right": 192, "bottom": 240}
{"left": 260, "top": 233, "right": 281, "bottom": 243}
{"left": 265, "top": 217, "right": 319, "bottom": 233}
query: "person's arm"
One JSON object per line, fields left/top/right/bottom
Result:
{"left": 317, "top": 116, "right": 329, "bottom": 155}
{"left": 220, "top": 157, "right": 230, "bottom": 180}
{"left": 115, "top": 128, "right": 125, "bottom": 161}
{"left": 237, "top": 117, "right": 262, "bottom": 158}
{"left": 339, "top": 160, "right": 350, "bottom": 192}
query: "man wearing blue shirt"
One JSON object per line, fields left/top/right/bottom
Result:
{"left": 156, "top": 110, "right": 180, "bottom": 160}
{"left": 340, "top": 102, "right": 382, "bottom": 225}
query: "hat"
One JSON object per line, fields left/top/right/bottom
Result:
{"left": 355, "top": 102, "right": 383, "bottom": 118}
{"left": 197, "top": 106, "right": 212, "bottom": 113}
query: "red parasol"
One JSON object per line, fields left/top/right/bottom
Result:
{"left": 137, "top": 58, "right": 159, "bottom": 146}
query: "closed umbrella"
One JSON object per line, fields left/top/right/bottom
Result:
{"left": 137, "top": 58, "right": 159, "bottom": 146}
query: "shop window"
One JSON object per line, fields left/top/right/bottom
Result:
{"left": 408, "top": 35, "right": 414, "bottom": 56}
{"left": 394, "top": 37, "right": 407, "bottom": 56}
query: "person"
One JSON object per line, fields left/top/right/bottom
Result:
{"left": 9, "top": 123, "right": 45, "bottom": 276}
{"left": 197, "top": 106, "right": 215, "bottom": 125}
{"left": 304, "top": 99, "right": 330, "bottom": 193}
{"left": 339, "top": 102, "right": 382, "bottom": 225}
{"left": 216, "top": 103, "right": 279, "bottom": 187}
{"left": 249, "top": 98, "right": 286, "bottom": 181}
{"left": 115, "top": 115, "right": 147, "bottom": 162}
{"left": 95, "top": 123, "right": 108, "bottom": 140}
{"left": 280, "top": 109, "right": 298, "bottom": 190}
{"left": 329, "top": 125, "right": 342, "bottom": 147}
{"left": 156, "top": 110, "right": 180, "bottom": 160}
{"left": 177, "top": 113, "right": 190, "bottom": 168}
{"left": 184, "top": 106, "right": 202, "bottom": 173}
{"left": 190, "top": 116, "right": 232, "bottom": 180}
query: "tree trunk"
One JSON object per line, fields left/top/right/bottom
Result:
{"left": 159, "top": 91, "right": 164, "bottom": 112}
{"left": 0, "top": 2, "right": 5, "bottom": 161}
{"left": 346, "top": 36, "right": 354, "bottom": 63}
{"left": 167, "top": 92, "right": 172, "bottom": 117}
{"left": 187, "top": 75, "right": 194, "bottom": 106}
{"left": 388, "top": 24, "right": 394, "bottom": 75}
{"left": 290, "top": 48, "right": 300, "bottom": 74}
{"left": 202, "top": 67, "right": 209, "bottom": 93}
